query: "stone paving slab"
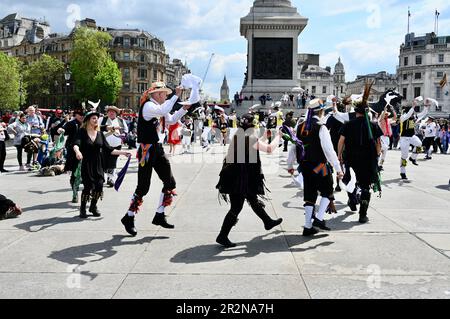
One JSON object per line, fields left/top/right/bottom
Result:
{"left": 303, "top": 275, "right": 450, "bottom": 299}
{"left": 132, "top": 231, "right": 300, "bottom": 275}
{"left": 285, "top": 232, "right": 450, "bottom": 276}
{"left": 114, "top": 274, "right": 310, "bottom": 299}
{"left": 0, "top": 273, "right": 126, "bottom": 299}
{"left": 0, "top": 230, "right": 163, "bottom": 274}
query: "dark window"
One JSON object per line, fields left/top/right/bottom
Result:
{"left": 124, "top": 82, "right": 130, "bottom": 91}
{"left": 123, "top": 37, "right": 130, "bottom": 47}
{"left": 153, "top": 69, "right": 158, "bottom": 80}
{"left": 123, "top": 52, "right": 130, "bottom": 60}
{"left": 414, "top": 73, "right": 422, "bottom": 80}
{"left": 403, "top": 74, "right": 408, "bottom": 80}
{"left": 123, "top": 68, "right": 130, "bottom": 79}
{"left": 312, "top": 86, "right": 316, "bottom": 94}
{"left": 404, "top": 57, "right": 408, "bottom": 66}
{"left": 403, "top": 88, "right": 407, "bottom": 98}
{"left": 414, "top": 87, "right": 421, "bottom": 98}
{"left": 322, "top": 86, "right": 327, "bottom": 94}
{"left": 138, "top": 83, "right": 148, "bottom": 93}
{"left": 439, "top": 54, "right": 444, "bottom": 63}
{"left": 416, "top": 55, "right": 422, "bottom": 65}
{"left": 436, "top": 87, "right": 441, "bottom": 99}
{"left": 437, "top": 71, "right": 444, "bottom": 78}
{"left": 140, "top": 54, "right": 145, "bottom": 62}
{"left": 138, "top": 69, "right": 147, "bottom": 79}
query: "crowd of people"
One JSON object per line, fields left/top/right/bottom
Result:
{"left": 1, "top": 81, "right": 449, "bottom": 248}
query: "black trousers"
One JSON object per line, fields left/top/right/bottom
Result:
{"left": 423, "top": 137, "right": 435, "bottom": 153}
{"left": 0, "top": 141, "right": 6, "bottom": 170}
{"left": 134, "top": 144, "right": 176, "bottom": 198}
{"left": 228, "top": 193, "right": 265, "bottom": 217}
{"left": 301, "top": 163, "right": 334, "bottom": 204}
{"left": 15, "top": 146, "right": 23, "bottom": 166}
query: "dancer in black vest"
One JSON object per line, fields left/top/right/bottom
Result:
{"left": 121, "top": 82, "right": 190, "bottom": 236}
{"left": 215, "top": 114, "right": 283, "bottom": 248}
{"left": 297, "top": 99, "right": 343, "bottom": 236}
{"left": 338, "top": 82, "right": 383, "bottom": 224}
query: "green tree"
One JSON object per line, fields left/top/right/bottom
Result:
{"left": 94, "top": 58, "right": 123, "bottom": 104}
{"left": 0, "top": 52, "right": 23, "bottom": 111}
{"left": 22, "top": 54, "right": 64, "bottom": 103}
{"left": 70, "top": 27, "right": 122, "bottom": 105}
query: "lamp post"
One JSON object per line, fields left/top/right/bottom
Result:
{"left": 64, "top": 66, "right": 72, "bottom": 111}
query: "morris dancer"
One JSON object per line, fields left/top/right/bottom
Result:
{"left": 399, "top": 98, "right": 430, "bottom": 180}
{"left": 121, "top": 82, "right": 190, "bottom": 236}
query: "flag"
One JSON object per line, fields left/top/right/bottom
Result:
{"left": 440, "top": 73, "right": 448, "bottom": 88}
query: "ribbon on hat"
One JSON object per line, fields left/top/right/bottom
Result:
{"left": 140, "top": 88, "right": 153, "bottom": 107}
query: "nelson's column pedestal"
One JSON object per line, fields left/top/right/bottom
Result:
{"left": 240, "top": 0, "right": 308, "bottom": 101}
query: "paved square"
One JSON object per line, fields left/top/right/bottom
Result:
{"left": 0, "top": 145, "right": 449, "bottom": 299}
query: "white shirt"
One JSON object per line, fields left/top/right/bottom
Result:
{"left": 319, "top": 123, "right": 342, "bottom": 174}
{"left": 100, "top": 117, "right": 129, "bottom": 148}
{"left": 142, "top": 96, "right": 187, "bottom": 124}
{"left": 424, "top": 122, "right": 438, "bottom": 138}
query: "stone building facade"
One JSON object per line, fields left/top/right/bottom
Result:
{"left": 0, "top": 14, "right": 188, "bottom": 110}
{"left": 397, "top": 32, "right": 450, "bottom": 116}
{"left": 346, "top": 71, "right": 398, "bottom": 103}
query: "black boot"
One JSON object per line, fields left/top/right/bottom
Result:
{"left": 152, "top": 213, "right": 175, "bottom": 229}
{"left": 313, "top": 219, "right": 331, "bottom": 231}
{"left": 70, "top": 177, "right": 78, "bottom": 203}
{"left": 121, "top": 214, "right": 137, "bottom": 237}
{"left": 359, "top": 201, "right": 370, "bottom": 224}
{"left": 347, "top": 192, "right": 358, "bottom": 212}
{"left": 79, "top": 192, "right": 89, "bottom": 219}
{"left": 216, "top": 212, "right": 238, "bottom": 248}
{"left": 250, "top": 200, "right": 283, "bottom": 231}
{"left": 303, "top": 227, "right": 319, "bottom": 236}
{"left": 89, "top": 192, "right": 102, "bottom": 217}
{"left": 359, "top": 190, "right": 370, "bottom": 224}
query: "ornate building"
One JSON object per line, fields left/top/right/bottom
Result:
{"left": 0, "top": 13, "right": 50, "bottom": 49}
{"left": 333, "top": 57, "right": 346, "bottom": 98}
{"left": 397, "top": 32, "right": 450, "bottom": 116}
{"left": 298, "top": 54, "right": 345, "bottom": 100}
{"left": 0, "top": 14, "right": 188, "bottom": 110}
{"left": 220, "top": 76, "right": 230, "bottom": 103}
{"left": 346, "top": 71, "right": 398, "bottom": 103}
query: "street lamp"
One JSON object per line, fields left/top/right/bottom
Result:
{"left": 64, "top": 66, "right": 72, "bottom": 111}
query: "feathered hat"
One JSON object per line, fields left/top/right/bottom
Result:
{"left": 354, "top": 81, "right": 374, "bottom": 114}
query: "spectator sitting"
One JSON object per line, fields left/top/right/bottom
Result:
{"left": 40, "top": 148, "right": 65, "bottom": 177}
{"left": 0, "top": 194, "right": 22, "bottom": 220}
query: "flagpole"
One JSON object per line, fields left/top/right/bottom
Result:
{"left": 437, "top": 11, "right": 440, "bottom": 36}
{"left": 407, "top": 7, "right": 410, "bottom": 35}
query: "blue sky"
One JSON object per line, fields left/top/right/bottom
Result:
{"left": 1, "top": 0, "right": 449, "bottom": 100}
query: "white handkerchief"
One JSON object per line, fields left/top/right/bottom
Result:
{"left": 180, "top": 74, "right": 203, "bottom": 105}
